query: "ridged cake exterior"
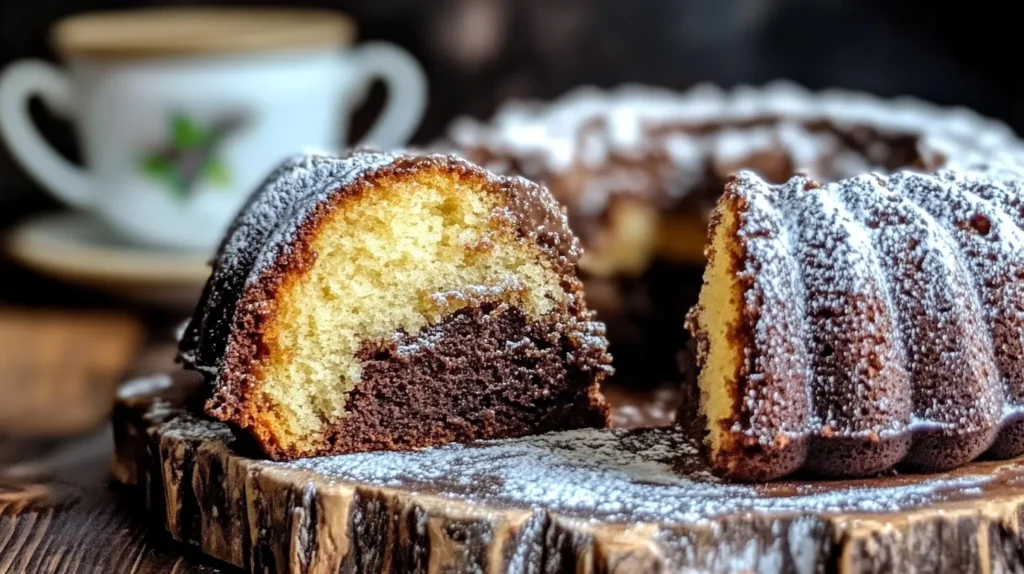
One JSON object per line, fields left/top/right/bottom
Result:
{"left": 178, "top": 150, "right": 612, "bottom": 460}
{"left": 686, "top": 158, "right": 1024, "bottom": 481}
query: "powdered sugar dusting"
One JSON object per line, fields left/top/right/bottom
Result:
{"left": 118, "top": 372, "right": 172, "bottom": 399}
{"left": 779, "top": 176, "right": 913, "bottom": 439}
{"left": 893, "top": 167, "right": 1024, "bottom": 426}
{"left": 835, "top": 174, "right": 1001, "bottom": 437}
{"left": 720, "top": 174, "right": 812, "bottom": 445}
{"left": 428, "top": 276, "right": 526, "bottom": 311}
{"left": 447, "top": 80, "right": 1021, "bottom": 223}
{"left": 260, "top": 424, "right": 1005, "bottom": 523}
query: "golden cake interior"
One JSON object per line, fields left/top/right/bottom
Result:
{"left": 256, "top": 169, "right": 566, "bottom": 453}
{"left": 691, "top": 196, "right": 745, "bottom": 457}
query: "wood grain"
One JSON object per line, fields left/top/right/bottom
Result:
{"left": 0, "top": 359, "right": 221, "bottom": 574}
{"left": 0, "top": 425, "right": 228, "bottom": 574}
{"left": 113, "top": 373, "right": 1024, "bottom": 574}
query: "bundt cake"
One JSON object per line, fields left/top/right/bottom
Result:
{"left": 447, "top": 82, "right": 1019, "bottom": 384}
{"left": 685, "top": 158, "right": 1024, "bottom": 482}
{"left": 177, "top": 150, "right": 611, "bottom": 460}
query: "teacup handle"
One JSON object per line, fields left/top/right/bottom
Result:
{"left": 348, "top": 42, "right": 428, "bottom": 149}
{"left": 0, "top": 60, "right": 93, "bottom": 208}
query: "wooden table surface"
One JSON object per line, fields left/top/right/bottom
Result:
{"left": 0, "top": 299, "right": 234, "bottom": 573}
{"left": 0, "top": 426, "right": 228, "bottom": 573}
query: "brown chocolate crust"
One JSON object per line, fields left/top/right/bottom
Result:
{"left": 177, "top": 150, "right": 611, "bottom": 460}
{"left": 321, "top": 302, "right": 609, "bottom": 455}
{"left": 688, "top": 164, "right": 1024, "bottom": 482}
{"left": 783, "top": 175, "right": 916, "bottom": 477}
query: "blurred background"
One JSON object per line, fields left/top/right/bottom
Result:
{"left": 4, "top": 0, "right": 1023, "bottom": 227}
{"left": 0, "top": 0, "right": 1021, "bottom": 438}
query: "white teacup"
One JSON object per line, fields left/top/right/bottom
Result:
{"left": 0, "top": 8, "right": 427, "bottom": 252}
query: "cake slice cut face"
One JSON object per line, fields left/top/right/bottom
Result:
{"left": 178, "top": 151, "right": 611, "bottom": 460}
{"left": 685, "top": 175, "right": 812, "bottom": 481}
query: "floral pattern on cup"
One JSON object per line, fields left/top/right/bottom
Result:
{"left": 139, "top": 111, "right": 248, "bottom": 200}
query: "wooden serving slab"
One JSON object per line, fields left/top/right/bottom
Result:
{"left": 112, "top": 371, "right": 1024, "bottom": 574}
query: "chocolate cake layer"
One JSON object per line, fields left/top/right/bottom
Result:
{"left": 324, "top": 302, "right": 609, "bottom": 454}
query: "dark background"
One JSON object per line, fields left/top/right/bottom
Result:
{"left": 1, "top": 0, "right": 1020, "bottom": 253}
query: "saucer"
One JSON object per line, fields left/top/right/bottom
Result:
{"left": 5, "top": 211, "right": 211, "bottom": 311}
